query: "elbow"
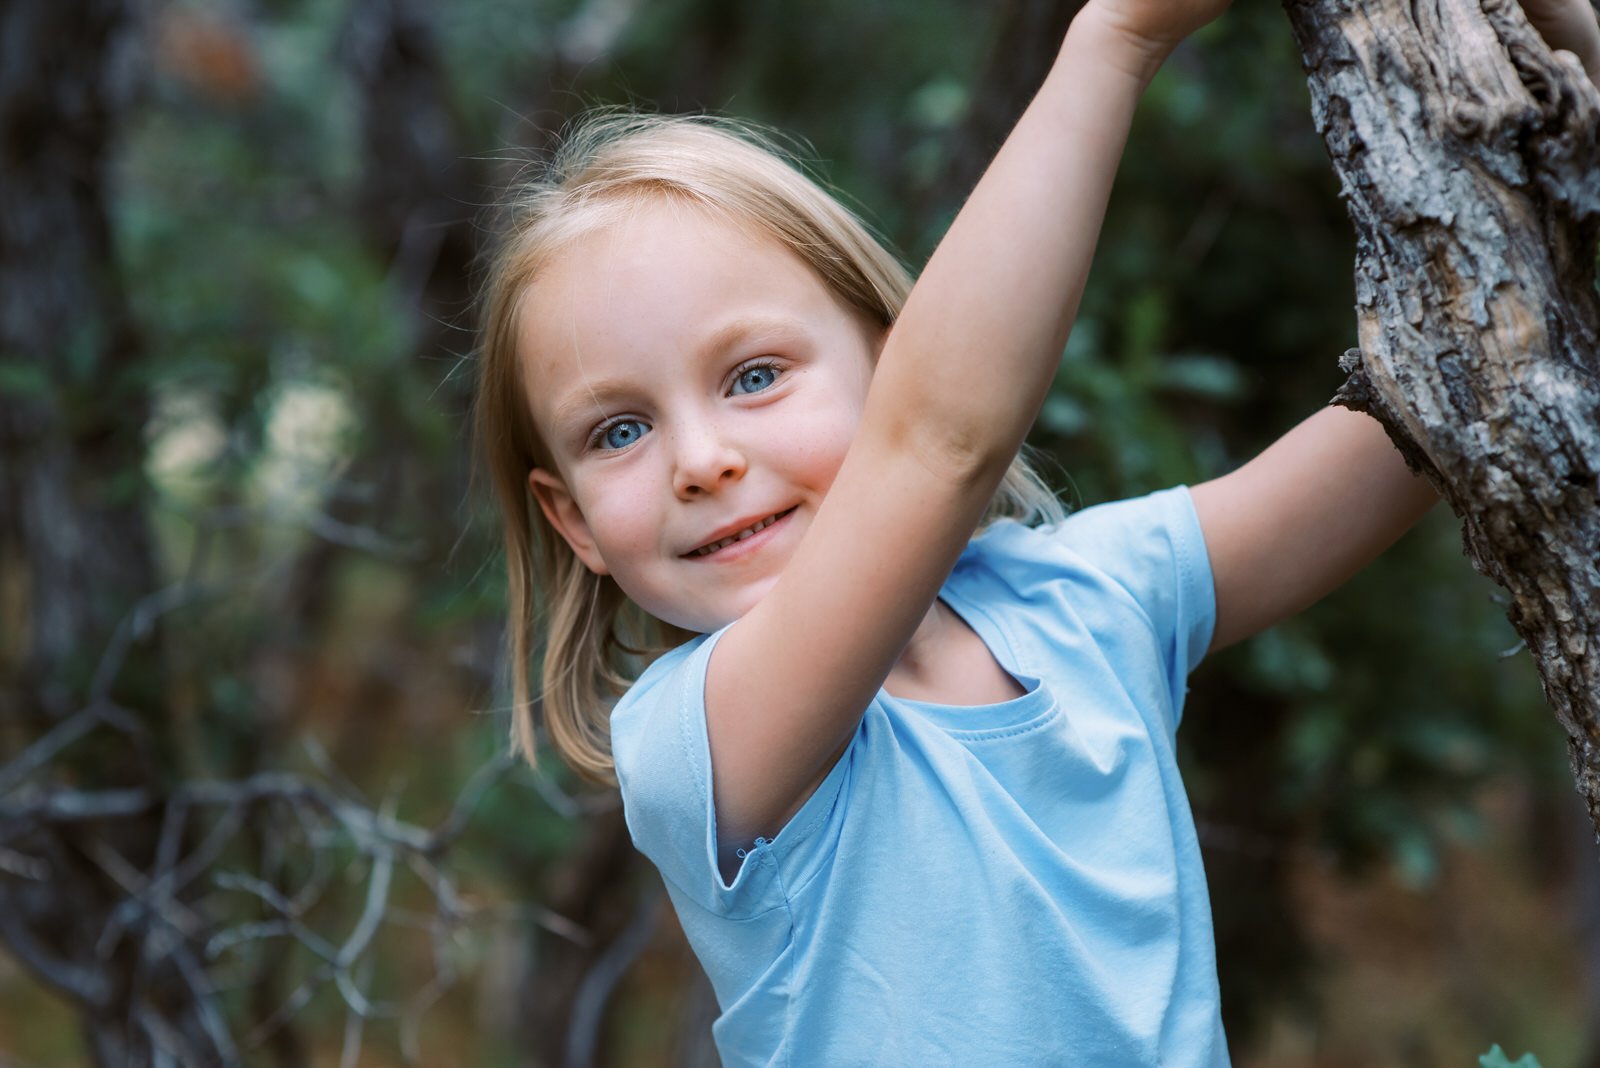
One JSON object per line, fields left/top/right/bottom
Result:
{"left": 897, "top": 415, "right": 1017, "bottom": 492}
{"left": 857, "top": 360, "right": 1023, "bottom": 492}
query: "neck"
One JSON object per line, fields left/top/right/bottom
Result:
{"left": 889, "top": 601, "right": 952, "bottom": 687}
{"left": 882, "top": 600, "right": 1025, "bottom": 706}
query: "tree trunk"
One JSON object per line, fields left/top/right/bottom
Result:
{"left": 1282, "top": 0, "right": 1600, "bottom": 837}
{"left": 0, "top": 2, "right": 231, "bottom": 1063}
{"left": 0, "top": 0, "right": 152, "bottom": 722}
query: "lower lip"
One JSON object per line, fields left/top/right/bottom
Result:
{"left": 685, "top": 508, "right": 795, "bottom": 563}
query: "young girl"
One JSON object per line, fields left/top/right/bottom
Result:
{"left": 475, "top": 0, "right": 1600, "bottom": 1061}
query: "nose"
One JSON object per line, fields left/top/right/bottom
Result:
{"left": 671, "top": 421, "right": 747, "bottom": 500}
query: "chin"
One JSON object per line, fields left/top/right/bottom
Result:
{"left": 640, "top": 574, "right": 782, "bottom": 637}
{"left": 723, "top": 577, "right": 779, "bottom": 625}
{"left": 687, "top": 593, "right": 771, "bottom": 636}
{"left": 644, "top": 598, "right": 735, "bottom": 637}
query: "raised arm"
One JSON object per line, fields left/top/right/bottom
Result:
{"left": 706, "top": 1, "right": 1226, "bottom": 851}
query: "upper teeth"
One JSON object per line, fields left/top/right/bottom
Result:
{"left": 692, "top": 511, "right": 786, "bottom": 556}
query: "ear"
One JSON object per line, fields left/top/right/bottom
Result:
{"left": 528, "top": 468, "right": 610, "bottom": 576}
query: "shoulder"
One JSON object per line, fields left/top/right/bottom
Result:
{"left": 610, "top": 630, "right": 718, "bottom": 774}
{"left": 962, "top": 485, "right": 1206, "bottom": 592}
{"left": 1049, "top": 484, "right": 1202, "bottom": 554}
{"left": 954, "top": 485, "right": 1215, "bottom": 684}
{"left": 610, "top": 625, "right": 848, "bottom": 915}
{"left": 607, "top": 630, "right": 731, "bottom": 901}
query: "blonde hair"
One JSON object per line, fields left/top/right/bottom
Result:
{"left": 475, "top": 112, "right": 1063, "bottom": 783}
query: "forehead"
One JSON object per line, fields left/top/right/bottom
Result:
{"left": 515, "top": 199, "right": 846, "bottom": 424}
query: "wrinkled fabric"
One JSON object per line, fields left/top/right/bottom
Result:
{"left": 611, "top": 487, "right": 1229, "bottom": 1066}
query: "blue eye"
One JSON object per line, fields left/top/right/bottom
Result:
{"left": 596, "top": 419, "right": 649, "bottom": 450}
{"left": 732, "top": 363, "right": 780, "bottom": 395}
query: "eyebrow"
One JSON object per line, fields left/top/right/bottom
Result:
{"left": 697, "top": 314, "right": 806, "bottom": 360}
{"left": 549, "top": 379, "right": 642, "bottom": 443}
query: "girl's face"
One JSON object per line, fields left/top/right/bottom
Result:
{"left": 519, "top": 200, "right": 882, "bottom": 633}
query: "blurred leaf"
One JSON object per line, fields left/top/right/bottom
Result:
{"left": 1479, "top": 1045, "right": 1544, "bottom": 1068}
{"left": 0, "top": 360, "right": 51, "bottom": 397}
{"left": 1158, "top": 353, "right": 1249, "bottom": 400}
{"left": 908, "top": 77, "right": 968, "bottom": 129}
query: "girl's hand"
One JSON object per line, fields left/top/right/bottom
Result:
{"left": 1521, "top": 0, "right": 1600, "bottom": 83}
{"left": 1077, "top": 0, "right": 1232, "bottom": 66}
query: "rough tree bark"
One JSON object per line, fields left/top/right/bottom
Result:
{"left": 1282, "top": 0, "right": 1600, "bottom": 836}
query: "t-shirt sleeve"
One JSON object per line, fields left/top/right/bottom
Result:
{"left": 609, "top": 628, "right": 852, "bottom": 918}
{"left": 1044, "top": 485, "right": 1216, "bottom": 731}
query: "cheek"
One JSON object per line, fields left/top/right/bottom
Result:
{"left": 584, "top": 475, "right": 667, "bottom": 558}
{"left": 782, "top": 405, "right": 860, "bottom": 491}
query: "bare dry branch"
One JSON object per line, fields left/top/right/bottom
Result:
{"left": 564, "top": 888, "right": 661, "bottom": 1068}
{"left": 3, "top": 706, "right": 517, "bottom": 1061}
{"left": 0, "top": 885, "right": 112, "bottom": 1008}
{"left": 0, "top": 705, "right": 106, "bottom": 797}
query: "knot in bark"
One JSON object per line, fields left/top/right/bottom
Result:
{"left": 1446, "top": 99, "right": 1488, "bottom": 139}
{"left": 1331, "top": 347, "right": 1375, "bottom": 413}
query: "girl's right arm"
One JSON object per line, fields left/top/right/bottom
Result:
{"left": 705, "top": 0, "right": 1228, "bottom": 852}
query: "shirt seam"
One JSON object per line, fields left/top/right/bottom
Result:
{"left": 939, "top": 703, "right": 1062, "bottom": 743}
{"left": 683, "top": 630, "right": 841, "bottom": 915}
{"left": 948, "top": 568, "right": 1033, "bottom": 680}
{"left": 658, "top": 864, "right": 795, "bottom": 922}
{"left": 1173, "top": 485, "right": 1214, "bottom": 673}
{"left": 770, "top": 747, "right": 845, "bottom": 858}
{"left": 769, "top": 850, "right": 796, "bottom": 1068}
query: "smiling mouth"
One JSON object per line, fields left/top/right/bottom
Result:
{"left": 686, "top": 507, "right": 796, "bottom": 558}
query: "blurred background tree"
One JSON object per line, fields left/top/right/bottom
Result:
{"left": 0, "top": 0, "right": 1594, "bottom": 1065}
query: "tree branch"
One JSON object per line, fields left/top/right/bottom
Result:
{"left": 1284, "top": 0, "right": 1600, "bottom": 834}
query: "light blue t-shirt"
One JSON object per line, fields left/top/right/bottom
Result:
{"left": 610, "top": 487, "right": 1227, "bottom": 1065}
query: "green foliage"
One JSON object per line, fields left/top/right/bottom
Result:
{"left": 32, "top": 0, "right": 1573, "bottom": 1061}
{"left": 1480, "top": 1044, "right": 1545, "bottom": 1068}
{"left": 0, "top": 358, "right": 52, "bottom": 398}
